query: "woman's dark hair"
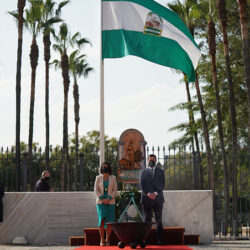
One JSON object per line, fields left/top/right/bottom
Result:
{"left": 100, "top": 161, "right": 112, "bottom": 175}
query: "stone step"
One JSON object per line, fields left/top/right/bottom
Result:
{"left": 83, "top": 227, "right": 186, "bottom": 245}
{"left": 69, "top": 236, "right": 86, "bottom": 246}
{"left": 184, "top": 235, "right": 200, "bottom": 245}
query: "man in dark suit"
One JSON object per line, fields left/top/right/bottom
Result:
{"left": 140, "top": 154, "right": 165, "bottom": 245}
{"left": 0, "top": 181, "right": 4, "bottom": 222}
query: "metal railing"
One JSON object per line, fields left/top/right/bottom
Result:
{"left": 146, "top": 145, "right": 250, "bottom": 239}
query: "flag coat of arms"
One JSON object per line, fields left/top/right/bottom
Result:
{"left": 102, "top": 0, "right": 201, "bottom": 82}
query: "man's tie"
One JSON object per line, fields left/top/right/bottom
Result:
{"left": 150, "top": 168, "right": 154, "bottom": 177}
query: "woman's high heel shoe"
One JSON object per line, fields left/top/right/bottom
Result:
{"left": 106, "top": 239, "right": 110, "bottom": 246}
{"left": 100, "top": 240, "right": 106, "bottom": 246}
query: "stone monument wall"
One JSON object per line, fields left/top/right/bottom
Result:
{"left": 0, "top": 190, "right": 213, "bottom": 245}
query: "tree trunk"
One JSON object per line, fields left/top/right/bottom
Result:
{"left": 237, "top": 0, "right": 250, "bottom": 149}
{"left": 217, "top": 0, "right": 238, "bottom": 224}
{"left": 184, "top": 78, "right": 201, "bottom": 187}
{"left": 16, "top": 0, "right": 26, "bottom": 191}
{"left": 73, "top": 79, "right": 80, "bottom": 191}
{"left": 185, "top": 80, "right": 194, "bottom": 152}
{"left": 28, "top": 37, "right": 39, "bottom": 190}
{"left": 208, "top": 17, "right": 230, "bottom": 234}
{"left": 61, "top": 52, "right": 70, "bottom": 191}
{"left": 43, "top": 32, "right": 51, "bottom": 170}
{"left": 194, "top": 72, "right": 213, "bottom": 190}
{"left": 194, "top": 72, "right": 215, "bottom": 234}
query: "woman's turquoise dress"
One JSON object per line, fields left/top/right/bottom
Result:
{"left": 96, "top": 179, "right": 115, "bottom": 228}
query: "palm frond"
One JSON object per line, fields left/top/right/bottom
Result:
{"left": 41, "top": 17, "right": 62, "bottom": 28}
{"left": 24, "top": 0, "right": 43, "bottom": 36}
{"left": 8, "top": 10, "right": 24, "bottom": 27}
{"left": 53, "top": 44, "right": 63, "bottom": 54}
{"left": 8, "top": 10, "right": 19, "bottom": 20}
{"left": 71, "top": 32, "right": 80, "bottom": 42}
{"left": 83, "top": 67, "right": 94, "bottom": 78}
{"left": 168, "top": 102, "right": 191, "bottom": 112}
{"left": 168, "top": 122, "right": 190, "bottom": 132}
{"left": 59, "top": 23, "right": 68, "bottom": 41}
{"left": 50, "top": 59, "right": 60, "bottom": 70}
{"left": 76, "top": 54, "right": 86, "bottom": 61}
{"left": 169, "top": 134, "right": 193, "bottom": 148}
{"left": 77, "top": 38, "right": 91, "bottom": 47}
{"left": 56, "top": 0, "right": 70, "bottom": 16}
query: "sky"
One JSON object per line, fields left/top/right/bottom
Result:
{"left": 0, "top": 0, "right": 193, "bottom": 150}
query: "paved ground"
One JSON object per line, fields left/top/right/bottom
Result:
{"left": 191, "top": 240, "right": 250, "bottom": 249}
{"left": 0, "top": 241, "right": 250, "bottom": 250}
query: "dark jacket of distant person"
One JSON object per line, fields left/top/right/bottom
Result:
{"left": 35, "top": 178, "right": 50, "bottom": 192}
{"left": 35, "top": 171, "right": 50, "bottom": 192}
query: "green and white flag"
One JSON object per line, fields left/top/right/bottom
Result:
{"left": 102, "top": 0, "right": 201, "bottom": 82}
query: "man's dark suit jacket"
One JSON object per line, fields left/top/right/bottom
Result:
{"left": 140, "top": 167, "right": 165, "bottom": 206}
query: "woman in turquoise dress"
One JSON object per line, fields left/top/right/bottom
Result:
{"left": 94, "top": 162, "right": 117, "bottom": 246}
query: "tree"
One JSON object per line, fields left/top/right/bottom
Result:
{"left": 40, "top": 0, "right": 69, "bottom": 169}
{"left": 18, "top": 0, "right": 42, "bottom": 188}
{"left": 168, "top": 101, "right": 202, "bottom": 148}
{"left": 204, "top": 0, "right": 230, "bottom": 233}
{"left": 167, "top": 0, "right": 214, "bottom": 189}
{"left": 9, "top": 0, "right": 26, "bottom": 191}
{"left": 237, "top": 0, "right": 250, "bottom": 148}
{"left": 75, "top": 130, "right": 118, "bottom": 190}
{"left": 52, "top": 23, "right": 90, "bottom": 190}
{"left": 217, "top": 0, "right": 238, "bottom": 226}
{"left": 167, "top": 0, "right": 201, "bottom": 157}
{"left": 69, "top": 50, "right": 93, "bottom": 190}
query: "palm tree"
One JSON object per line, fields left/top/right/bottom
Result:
{"left": 9, "top": 0, "right": 26, "bottom": 191}
{"left": 69, "top": 50, "right": 93, "bottom": 190}
{"left": 52, "top": 23, "right": 90, "bottom": 191}
{"left": 19, "top": 0, "right": 42, "bottom": 188}
{"left": 184, "top": 75, "right": 201, "bottom": 163}
{"left": 237, "top": 0, "right": 250, "bottom": 148}
{"left": 40, "top": 0, "right": 69, "bottom": 169}
{"left": 167, "top": 0, "right": 201, "bottom": 172}
{"left": 168, "top": 0, "right": 214, "bottom": 190}
{"left": 217, "top": 0, "right": 238, "bottom": 227}
{"left": 168, "top": 0, "right": 217, "bottom": 232}
{"left": 194, "top": 73, "right": 214, "bottom": 190}
{"left": 204, "top": 0, "right": 230, "bottom": 233}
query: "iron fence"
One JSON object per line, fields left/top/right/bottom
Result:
{"left": 146, "top": 145, "right": 250, "bottom": 239}
{"left": 0, "top": 145, "right": 249, "bottom": 238}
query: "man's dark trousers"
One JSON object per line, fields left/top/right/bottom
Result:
{"left": 140, "top": 167, "right": 165, "bottom": 244}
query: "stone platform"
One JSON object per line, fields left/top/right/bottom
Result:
{"left": 0, "top": 190, "right": 213, "bottom": 245}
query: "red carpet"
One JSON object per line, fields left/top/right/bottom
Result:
{"left": 72, "top": 246, "right": 193, "bottom": 250}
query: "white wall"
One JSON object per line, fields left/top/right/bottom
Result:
{"left": 0, "top": 190, "right": 213, "bottom": 245}
{"left": 163, "top": 190, "right": 213, "bottom": 244}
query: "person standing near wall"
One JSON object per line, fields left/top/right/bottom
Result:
{"left": 0, "top": 180, "right": 4, "bottom": 222}
{"left": 139, "top": 154, "right": 165, "bottom": 245}
{"left": 35, "top": 171, "right": 51, "bottom": 192}
{"left": 94, "top": 162, "right": 117, "bottom": 246}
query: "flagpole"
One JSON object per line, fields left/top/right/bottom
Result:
{"left": 100, "top": 0, "right": 105, "bottom": 167}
